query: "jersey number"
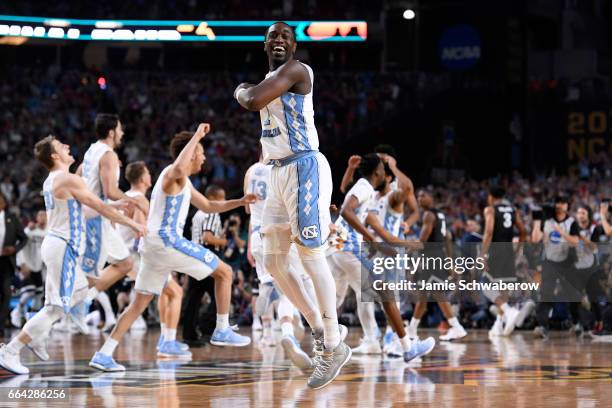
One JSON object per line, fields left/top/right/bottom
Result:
{"left": 438, "top": 213, "right": 447, "bottom": 237}
{"left": 43, "top": 191, "right": 55, "bottom": 210}
{"left": 251, "top": 180, "right": 267, "bottom": 200}
{"left": 503, "top": 213, "right": 512, "bottom": 228}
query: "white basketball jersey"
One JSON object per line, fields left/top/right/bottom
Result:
{"left": 334, "top": 178, "right": 375, "bottom": 253}
{"left": 117, "top": 190, "right": 145, "bottom": 251}
{"left": 369, "top": 190, "right": 403, "bottom": 242}
{"left": 81, "top": 141, "right": 119, "bottom": 199}
{"left": 246, "top": 162, "right": 271, "bottom": 227}
{"left": 147, "top": 166, "right": 191, "bottom": 242}
{"left": 259, "top": 62, "right": 319, "bottom": 162}
{"left": 43, "top": 171, "right": 84, "bottom": 250}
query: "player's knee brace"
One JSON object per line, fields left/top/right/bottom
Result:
{"left": 262, "top": 225, "right": 292, "bottom": 255}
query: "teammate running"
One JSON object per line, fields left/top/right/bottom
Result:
{"left": 89, "top": 124, "right": 255, "bottom": 372}
{"left": 0, "top": 136, "right": 144, "bottom": 374}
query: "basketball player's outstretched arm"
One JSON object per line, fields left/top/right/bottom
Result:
{"left": 190, "top": 188, "right": 257, "bottom": 215}
{"left": 99, "top": 152, "right": 147, "bottom": 214}
{"left": 365, "top": 213, "right": 422, "bottom": 249}
{"left": 340, "top": 155, "right": 361, "bottom": 194}
{"left": 340, "top": 196, "right": 376, "bottom": 243}
{"left": 234, "top": 60, "right": 310, "bottom": 111}
{"left": 383, "top": 155, "right": 419, "bottom": 228}
{"left": 164, "top": 123, "right": 210, "bottom": 189}
{"left": 60, "top": 173, "right": 146, "bottom": 236}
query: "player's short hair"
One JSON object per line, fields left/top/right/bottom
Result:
{"left": 265, "top": 21, "right": 295, "bottom": 41}
{"left": 358, "top": 153, "right": 381, "bottom": 178}
{"left": 204, "top": 184, "right": 224, "bottom": 198}
{"left": 418, "top": 187, "right": 434, "bottom": 197}
{"left": 125, "top": 161, "right": 148, "bottom": 185}
{"left": 34, "top": 135, "right": 57, "bottom": 170}
{"left": 169, "top": 131, "right": 196, "bottom": 160}
{"left": 95, "top": 113, "right": 120, "bottom": 140}
{"left": 489, "top": 187, "right": 506, "bottom": 199}
{"left": 374, "top": 144, "right": 397, "bottom": 158}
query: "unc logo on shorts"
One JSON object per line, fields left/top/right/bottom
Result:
{"left": 204, "top": 251, "right": 214, "bottom": 263}
{"left": 82, "top": 257, "right": 95, "bottom": 269}
{"left": 301, "top": 225, "right": 319, "bottom": 240}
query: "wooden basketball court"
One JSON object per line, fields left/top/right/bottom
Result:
{"left": 0, "top": 328, "right": 610, "bottom": 407}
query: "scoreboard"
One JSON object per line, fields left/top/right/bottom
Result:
{"left": 566, "top": 108, "right": 612, "bottom": 161}
{"left": 0, "top": 15, "right": 367, "bottom": 43}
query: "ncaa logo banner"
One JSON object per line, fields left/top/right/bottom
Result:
{"left": 438, "top": 24, "right": 481, "bottom": 71}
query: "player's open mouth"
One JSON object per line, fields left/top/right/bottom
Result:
{"left": 272, "top": 46, "right": 286, "bottom": 56}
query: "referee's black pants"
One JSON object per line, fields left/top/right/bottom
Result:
{"left": 536, "top": 260, "right": 585, "bottom": 329}
{"left": 182, "top": 275, "right": 217, "bottom": 340}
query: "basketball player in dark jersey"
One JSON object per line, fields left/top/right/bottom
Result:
{"left": 408, "top": 190, "right": 467, "bottom": 341}
{"left": 482, "top": 187, "right": 527, "bottom": 337}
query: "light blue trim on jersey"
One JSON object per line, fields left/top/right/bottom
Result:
{"left": 383, "top": 212, "right": 400, "bottom": 237}
{"left": 81, "top": 216, "right": 102, "bottom": 274}
{"left": 67, "top": 199, "right": 83, "bottom": 250}
{"left": 295, "top": 155, "right": 322, "bottom": 248}
{"left": 159, "top": 194, "right": 185, "bottom": 245}
{"left": 59, "top": 244, "right": 78, "bottom": 313}
{"left": 159, "top": 194, "right": 219, "bottom": 270}
{"left": 173, "top": 237, "right": 220, "bottom": 270}
{"left": 281, "top": 93, "right": 311, "bottom": 153}
{"left": 340, "top": 212, "right": 362, "bottom": 256}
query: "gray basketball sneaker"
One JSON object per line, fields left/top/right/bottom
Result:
{"left": 307, "top": 341, "right": 352, "bottom": 389}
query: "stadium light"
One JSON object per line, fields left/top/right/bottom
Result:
{"left": 403, "top": 9, "right": 416, "bottom": 20}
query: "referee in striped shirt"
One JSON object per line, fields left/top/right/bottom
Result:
{"left": 182, "top": 185, "right": 228, "bottom": 345}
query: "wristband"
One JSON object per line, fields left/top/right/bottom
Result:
{"left": 235, "top": 87, "right": 247, "bottom": 100}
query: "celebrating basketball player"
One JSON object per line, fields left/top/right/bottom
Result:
{"left": 89, "top": 124, "right": 256, "bottom": 372}
{"left": 76, "top": 114, "right": 147, "bottom": 332}
{"left": 0, "top": 136, "right": 145, "bottom": 375}
{"left": 234, "top": 22, "right": 350, "bottom": 389}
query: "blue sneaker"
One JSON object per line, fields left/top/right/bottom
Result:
{"left": 158, "top": 335, "right": 189, "bottom": 351}
{"left": 210, "top": 327, "right": 251, "bottom": 347}
{"left": 281, "top": 334, "right": 312, "bottom": 370}
{"left": 382, "top": 331, "right": 395, "bottom": 353}
{"left": 157, "top": 341, "right": 192, "bottom": 358}
{"left": 89, "top": 352, "right": 125, "bottom": 372}
{"left": 404, "top": 337, "right": 435, "bottom": 363}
